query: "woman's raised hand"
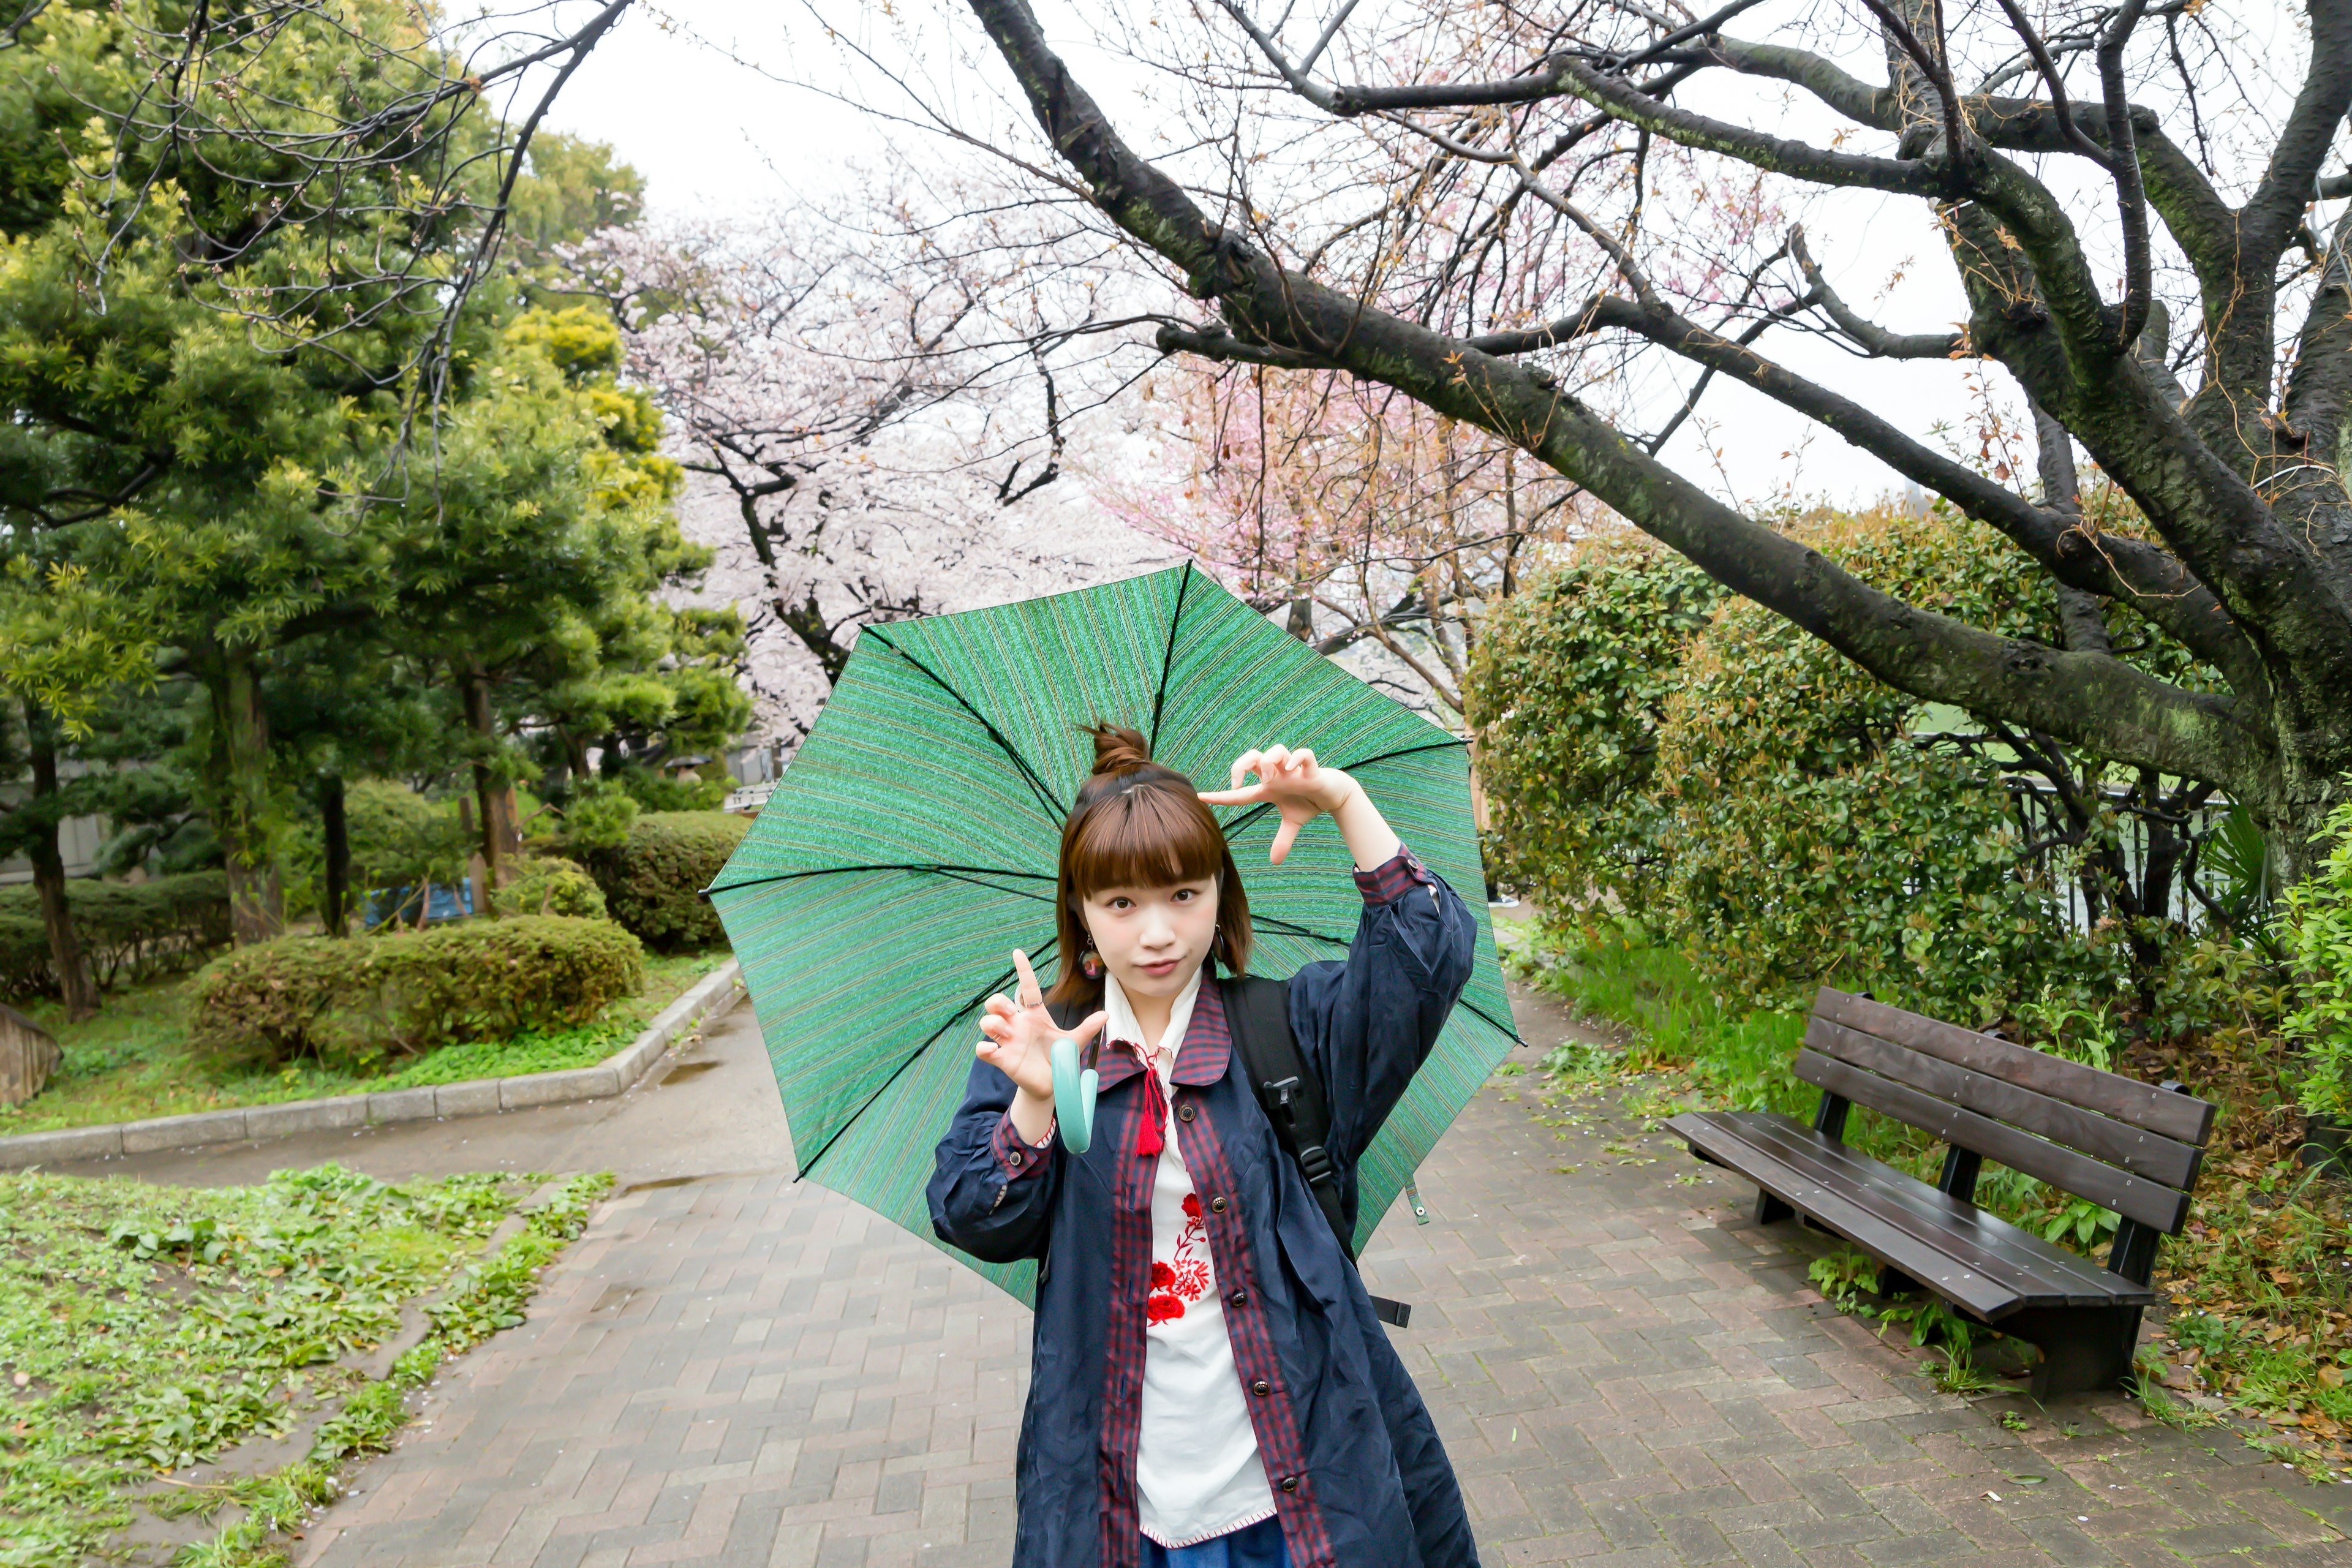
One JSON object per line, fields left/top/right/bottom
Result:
{"left": 1198, "top": 744, "right": 1360, "bottom": 866}
{"left": 975, "top": 948, "right": 1105, "bottom": 1101}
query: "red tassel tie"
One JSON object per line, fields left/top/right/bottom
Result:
{"left": 1136, "top": 1061, "right": 1167, "bottom": 1159}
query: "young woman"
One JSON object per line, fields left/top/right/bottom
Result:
{"left": 928, "top": 725, "right": 1482, "bottom": 1568}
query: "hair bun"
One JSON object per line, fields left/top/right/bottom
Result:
{"left": 1084, "top": 722, "right": 1155, "bottom": 777}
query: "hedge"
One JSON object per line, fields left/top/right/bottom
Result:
{"left": 491, "top": 856, "right": 608, "bottom": 921}
{"left": 1468, "top": 508, "right": 2147, "bottom": 1022}
{"left": 0, "top": 872, "right": 232, "bottom": 1000}
{"left": 188, "top": 916, "right": 646, "bottom": 1070}
{"left": 581, "top": 812, "right": 748, "bottom": 951}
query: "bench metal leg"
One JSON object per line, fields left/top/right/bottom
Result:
{"left": 1754, "top": 1188, "right": 1794, "bottom": 1224}
{"left": 2004, "top": 1306, "right": 2141, "bottom": 1398}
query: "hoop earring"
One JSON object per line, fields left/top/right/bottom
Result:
{"left": 1079, "top": 938, "right": 1104, "bottom": 980}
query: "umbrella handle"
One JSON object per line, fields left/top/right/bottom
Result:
{"left": 1051, "top": 1037, "right": 1099, "bottom": 1154}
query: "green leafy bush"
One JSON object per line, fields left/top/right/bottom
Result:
{"left": 1467, "top": 535, "right": 1723, "bottom": 914}
{"left": 582, "top": 811, "right": 748, "bottom": 950}
{"left": 491, "top": 855, "right": 607, "bottom": 920}
{"left": 344, "top": 780, "right": 473, "bottom": 894}
{"left": 1653, "top": 579, "right": 2105, "bottom": 1022}
{"left": 616, "top": 765, "right": 731, "bottom": 813}
{"left": 2284, "top": 793, "right": 2352, "bottom": 1114}
{"left": 187, "top": 916, "right": 644, "bottom": 1069}
{"left": 0, "top": 872, "right": 232, "bottom": 999}
{"left": 556, "top": 778, "right": 640, "bottom": 852}
{"left": 1473, "top": 507, "right": 2155, "bottom": 1022}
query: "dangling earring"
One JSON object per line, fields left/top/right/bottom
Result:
{"left": 1080, "top": 938, "right": 1104, "bottom": 979}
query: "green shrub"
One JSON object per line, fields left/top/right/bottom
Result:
{"left": 344, "top": 780, "right": 473, "bottom": 894}
{"left": 616, "top": 765, "right": 730, "bottom": 813}
{"left": 1654, "top": 582, "right": 2106, "bottom": 1022}
{"left": 491, "top": 856, "right": 607, "bottom": 920}
{"left": 1473, "top": 506, "right": 2160, "bottom": 1022}
{"left": 188, "top": 916, "right": 644, "bottom": 1069}
{"left": 582, "top": 811, "right": 747, "bottom": 950}
{"left": 2283, "top": 793, "right": 2352, "bottom": 1114}
{"left": 556, "top": 779, "right": 639, "bottom": 852}
{"left": 1466, "top": 535, "right": 1722, "bottom": 915}
{"left": 0, "top": 872, "right": 232, "bottom": 999}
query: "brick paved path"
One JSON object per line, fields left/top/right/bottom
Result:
{"left": 301, "top": 991, "right": 2352, "bottom": 1568}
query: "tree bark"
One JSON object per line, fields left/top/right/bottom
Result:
{"left": 320, "top": 774, "right": 350, "bottom": 938}
{"left": 459, "top": 664, "right": 509, "bottom": 905}
{"left": 25, "top": 709, "right": 95, "bottom": 1022}
{"left": 209, "top": 650, "right": 284, "bottom": 946}
{"left": 961, "top": 0, "right": 2352, "bottom": 876}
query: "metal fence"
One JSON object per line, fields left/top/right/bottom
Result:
{"left": 2005, "top": 779, "right": 2241, "bottom": 933}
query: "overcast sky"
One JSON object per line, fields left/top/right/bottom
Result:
{"left": 521, "top": 0, "right": 2309, "bottom": 515}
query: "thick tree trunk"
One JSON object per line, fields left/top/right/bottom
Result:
{"left": 25, "top": 712, "right": 95, "bottom": 1022}
{"left": 320, "top": 774, "right": 350, "bottom": 938}
{"left": 209, "top": 651, "right": 284, "bottom": 946}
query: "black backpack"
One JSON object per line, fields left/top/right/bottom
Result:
{"left": 1223, "top": 975, "right": 1413, "bottom": 1329}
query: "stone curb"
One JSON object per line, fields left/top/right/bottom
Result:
{"left": 0, "top": 958, "right": 745, "bottom": 1170}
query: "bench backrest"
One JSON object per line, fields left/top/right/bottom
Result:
{"left": 1797, "top": 987, "right": 2217, "bottom": 1235}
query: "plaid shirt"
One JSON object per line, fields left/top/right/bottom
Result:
{"left": 932, "top": 845, "right": 1483, "bottom": 1568}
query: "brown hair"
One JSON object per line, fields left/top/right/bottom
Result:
{"left": 1047, "top": 723, "right": 1252, "bottom": 1007}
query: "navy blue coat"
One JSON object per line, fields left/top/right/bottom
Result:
{"left": 928, "top": 846, "right": 1482, "bottom": 1568}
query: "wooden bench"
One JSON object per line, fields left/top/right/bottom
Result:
{"left": 1666, "top": 986, "right": 2217, "bottom": 1397}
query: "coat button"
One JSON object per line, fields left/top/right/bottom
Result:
{"left": 1229, "top": 1288, "right": 1248, "bottom": 1308}
{"left": 1250, "top": 1379, "right": 1271, "bottom": 1396}
{"left": 1209, "top": 1196, "right": 1228, "bottom": 1213}
{"left": 1279, "top": 1476, "right": 1299, "bottom": 1493}
{"left": 1177, "top": 1102, "right": 1196, "bottom": 1123}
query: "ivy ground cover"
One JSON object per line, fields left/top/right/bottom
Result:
{"left": 0, "top": 1163, "right": 610, "bottom": 1566}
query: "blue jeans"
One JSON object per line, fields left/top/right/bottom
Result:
{"left": 1140, "top": 1516, "right": 1290, "bottom": 1568}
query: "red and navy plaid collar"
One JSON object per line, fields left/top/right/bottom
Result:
{"left": 1090, "top": 975, "right": 1232, "bottom": 1093}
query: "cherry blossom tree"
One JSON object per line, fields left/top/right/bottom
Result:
{"left": 562, "top": 196, "right": 1177, "bottom": 739}
{"left": 1102, "top": 360, "right": 1602, "bottom": 717}
{"left": 919, "top": 0, "right": 2352, "bottom": 872}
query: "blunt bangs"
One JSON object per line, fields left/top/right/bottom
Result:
{"left": 1064, "top": 774, "right": 1229, "bottom": 896}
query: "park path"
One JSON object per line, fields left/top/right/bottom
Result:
{"left": 140, "top": 980, "right": 2340, "bottom": 1568}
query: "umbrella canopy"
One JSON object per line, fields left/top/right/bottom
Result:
{"left": 707, "top": 564, "right": 1518, "bottom": 1303}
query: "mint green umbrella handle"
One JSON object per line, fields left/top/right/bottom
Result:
{"left": 1051, "top": 1037, "right": 1099, "bottom": 1154}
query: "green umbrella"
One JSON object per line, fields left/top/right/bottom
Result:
{"left": 706, "top": 564, "right": 1518, "bottom": 1303}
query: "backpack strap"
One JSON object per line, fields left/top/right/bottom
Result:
{"left": 1223, "top": 974, "right": 1412, "bottom": 1329}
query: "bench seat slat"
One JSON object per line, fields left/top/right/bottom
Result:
{"left": 1670, "top": 1110, "right": 2156, "bottom": 1321}
{"left": 1797, "top": 1051, "right": 2193, "bottom": 1233}
{"left": 1708, "top": 1111, "right": 2139, "bottom": 1303}
{"left": 1806, "top": 1017, "right": 2204, "bottom": 1189}
{"left": 1815, "top": 987, "right": 2215, "bottom": 1146}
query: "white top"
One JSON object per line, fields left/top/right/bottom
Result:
{"left": 1102, "top": 967, "right": 1277, "bottom": 1547}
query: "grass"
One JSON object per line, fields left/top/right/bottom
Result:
{"left": 0, "top": 947, "right": 728, "bottom": 1137}
{"left": 0, "top": 1163, "right": 611, "bottom": 1566}
{"left": 1504, "top": 915, "right": 2352, "bottom": 1471}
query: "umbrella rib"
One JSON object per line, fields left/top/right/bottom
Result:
{"left": 1456, "top": 996, "right": 1528, "bottom": 1046}
{"left": 1148, "top": 560, "right": 1194, "bottom": 753}
{"left": 862, "top": 627, "right": 1068, "bottom": 827}
{"left": 707, "top": 862, "right": 1054, "bottom": 897}
{"left": 793, "top": 941, "right": 1056, "bottom": 1183}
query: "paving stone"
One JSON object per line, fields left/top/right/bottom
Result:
{"left": 296, "top": 994, "right": 2345, "bottom": 1568}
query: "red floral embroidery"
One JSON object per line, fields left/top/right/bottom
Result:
{"left": 1148, "top": 1184, "right": 1214, "bottom": 1328}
